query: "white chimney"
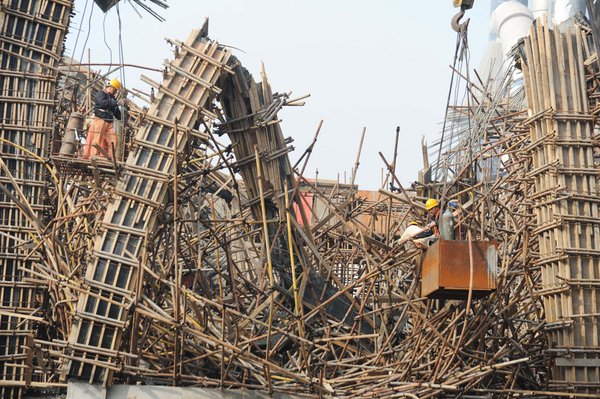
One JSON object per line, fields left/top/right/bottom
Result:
{"left": 491, "top": 1, "right": 535, "bottom": 57}
{"left": 529, "top": 0, "right": 551, "bottom": 21}
{"left": 553, "top": 0, "right": 586, "bottom": 26}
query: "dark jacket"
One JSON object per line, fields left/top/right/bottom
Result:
{"left": 413, "top": 208, "right": 441, "bottom": 239}
{"left": 93, "top": 89, "right": 121, "bottom": 121}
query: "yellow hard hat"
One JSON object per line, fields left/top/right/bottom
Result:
{"left": 425, "top": 198, "right": 439, "bottom": 211}
{"left": 409, "top": 221, "right": 419, "bottom": 226}
{"left": 108, "top": 78, "right": 122, "bottom": 90}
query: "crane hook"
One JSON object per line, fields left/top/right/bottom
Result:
{"left": 451, "top": 9, "right": 469, "bottom": 33}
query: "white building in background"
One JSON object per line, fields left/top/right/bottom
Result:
{"left": 479, "top": 0, "right": 588, "bottom": 81}
{"left": 430, "top": 0, "right": 592, "bottom": 183}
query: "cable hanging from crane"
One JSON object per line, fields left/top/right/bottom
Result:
{"left": 434, "top": 16, "right": 472, "bottom": 211}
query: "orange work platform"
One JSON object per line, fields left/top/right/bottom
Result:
{"left": 421, "top": 239, "right": 497, "bottom": 300}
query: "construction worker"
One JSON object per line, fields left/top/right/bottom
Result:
{"left": 424, "top": 198, "right": 442, "bottom": 237}
{"left": 400, "top": 221, "right": 436, "bottom": 249}
{"left": 396, "top": 198, "right": 442, "bottom": 248}
{"left": 417, "top": 198, "right": 462, "bottom": 241}
{"left": 83, "top": 78, "right": 122, "bottom": 160}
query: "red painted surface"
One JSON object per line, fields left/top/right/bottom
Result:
{"left": 294, "top": 192, "right": 314, "bottom": 226}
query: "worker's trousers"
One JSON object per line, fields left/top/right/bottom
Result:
{"left": 82, "top": 117, "right": 118, "bottom": 160}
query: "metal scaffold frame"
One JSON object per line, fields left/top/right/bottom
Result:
{"left": 0, "top": 1, "right": 74, "bottom": 397}
{"left": 1, "top": 3, "right": 600, "bottom": 398}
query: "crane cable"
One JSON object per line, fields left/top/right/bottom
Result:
{"left": 116, "top": 3, "right": 126, "bottom": 88}
{"left": 435, "top": 24, "right": 471, "bottom": 210}
{"left": 102, "top": 12, "right": 113, "bottom": 69}
{"left": 55, "top": 0, "right": 93, "bottom": 111}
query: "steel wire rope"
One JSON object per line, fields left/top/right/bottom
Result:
{"left": 454, "top": 31, "right": 473, "bottom": 188}
{"left": 55, "top": 0, "right": 96, "bottom": 111}
{"left": 56, "top": 0, "right": 90, "bottom": 109}
{"left": 102, "top": 12, "right": 114, "bottom": 68}
{"left": 444, "top": 55, "right": 469, "bottom": 182}
{"left": 68, "top": 0, "right": 96, "bottom": 116}
{"left": 54, "top": 0, "right": 95, "bottom": 163}
{"left": 463, "top": 33, "right": 474, "bottom": 190}
{"left": 50, "top": 0, "right": 94, "bottom": 168}
{"left": 115, "top": 3, "right": 127, "bottom": 163}
{"left": 437, "top": 26, "right": 471, "bottom": 211}
{"left": 43, "top": 0, "right": 93, "bottom": 227}
{"left": 116, "top": 3, "right": 126, "bottom": 88}
{"left": 434, "top": 30, "right": 464, "bottom": 178}
{"left": 434, "top": 40, "right": 467, "bottom": 182}
{"left": 51, "top": 0, "right": 92, "bottom": 160}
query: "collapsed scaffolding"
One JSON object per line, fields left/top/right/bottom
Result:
{"left": 1, "top": 1, "right": 600, "bottom": 398}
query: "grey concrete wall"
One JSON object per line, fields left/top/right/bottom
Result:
{"left": 64, "top": 382, "right": 301, "bottom": 399}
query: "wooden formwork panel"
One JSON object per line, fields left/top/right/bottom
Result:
{"left": 0, "top": 207, "right": 39, "bottom": 228}
{"left": 65, "top": 26, "right": 231, "bottom": 385}
{"left": 0, "top": 0, "right": 70, "bottom": 52}
{"left": 0, "top": 0, "right": 74, "bottom": 397}
{"left": 522, "top": 21, "right": 600, "bottom": 390}
{"left": 221, "top": 67, "right": 293, "bottom": 218}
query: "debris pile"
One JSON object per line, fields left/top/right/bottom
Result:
{"left": 1, "top": 1, "right": 600, "bottom": 398}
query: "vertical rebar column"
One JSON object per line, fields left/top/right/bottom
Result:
{"left": 522, "top": 21, "right": 600, "bottom": 392}
{"left": 64, "top": 26, "right": 231, "bottom": 385}
{"left": 0, "top": 0, "right": 73, "bottom": 397}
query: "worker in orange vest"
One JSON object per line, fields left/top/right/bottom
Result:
{"left": 83, "top": 78, "right": 122, "bottom": 160}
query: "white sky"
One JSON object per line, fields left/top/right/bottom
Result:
{"left": 65, "top": 0, "right": 492, "bottom": 190}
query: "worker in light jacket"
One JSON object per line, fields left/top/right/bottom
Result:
{"left": 396, "top": 199, "right": 442, "bottom": 250}
{"left": 83, "top": 78, "right": 122, "bottom": 160}
{"left": 399, "top": 221, "right": 436, "bottom": 249}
